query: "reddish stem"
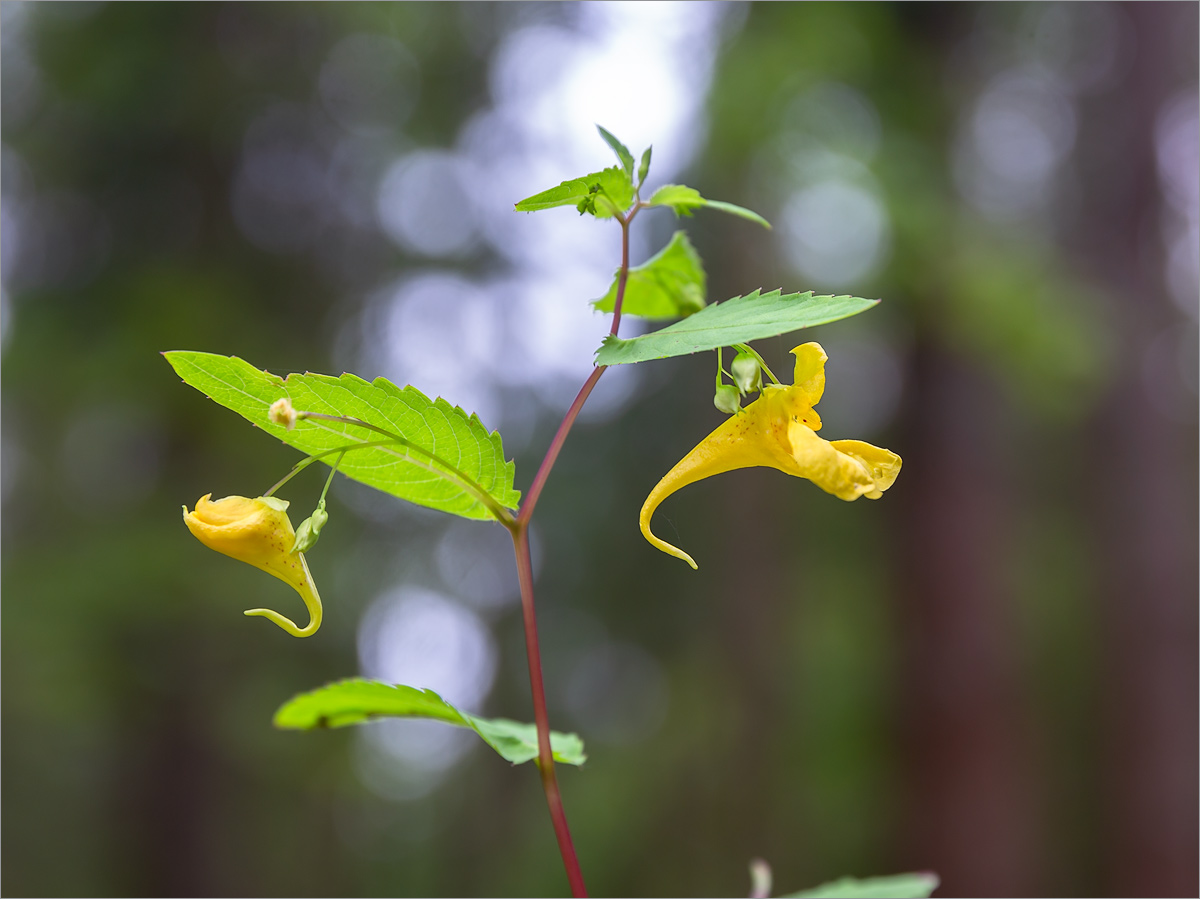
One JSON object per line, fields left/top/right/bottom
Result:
{"left": 609, "top": 213, "right": 632, "bottom": 336}
{"left": 520, "top": 214, "right": 632, "bottom": 525}
{"left": 510, "top": 526, "right": 588, "bottom": 897}
{"left": 518, "top": 366, "right": 605, "bottom": 527}
{"left": 506, "top": 210, "right": 636, "bottom": 896}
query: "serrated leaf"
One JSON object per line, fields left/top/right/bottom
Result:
{"left": 597, "top": 125, "right": 634, "bottom": 178}
{"left": 164, "top": 351, "right": 519, "bottom": 521}
{"left": 785, "top": 873, "right": 939, "bottom": 899}
{"left": 593, "top": 230, "right": 706, "bottom": 319}
{"left": 274, "top": 679, "right": 587, "bottom": 766}
{"left": 515, "top": 166, "right": 634, "bottom": 219}
{"left": 647, "top": 183, "right": 771, "bottom": 229}
{"left": 594, "top": 290, "right": 878, "bottom": 365}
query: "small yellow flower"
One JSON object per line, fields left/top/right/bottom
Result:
{"left": 183, "top": 494, "right": 323, "bottom": 637}
{"left": 640, "top": 342, "right": 901, "bottom": 569}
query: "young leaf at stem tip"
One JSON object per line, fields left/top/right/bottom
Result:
{"left": 637, "top": 145, "right": 652, "bottom": 188}
{"left": 592, "top": 230, "right": 706, "bottom": 319}
{"left": 596, "top": 125, "right": 634, "bottom": 178}
{"left": 515, "top": 166, "right": 634, "bottom": 219}
{"left": 647, "top": 183, "right": 771, "bottom": 229}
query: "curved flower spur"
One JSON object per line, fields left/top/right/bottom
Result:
{"left": 183, "top": 493, "right": 323, "bottom": 637}
{"left": 640, "top": 342, "right": 902, "bottom": 569}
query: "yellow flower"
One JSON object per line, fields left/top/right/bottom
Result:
{"left": 183, "top": 494, "right": 323, "bottom": 637}
{"left": 640, "top": 342, "right": 901, "bottom": 569}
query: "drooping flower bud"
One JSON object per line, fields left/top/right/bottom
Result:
{"left": 731, "top": 350, "right": 762, "bottom": 395}
{"left": 183, "top": 493, "right": 322, "bottom": 637}
{"left": 290, "top": 503, "right": 329, "bottom": 554}
{"left": 713, "top": 384, "right": 741, "bottom": 414}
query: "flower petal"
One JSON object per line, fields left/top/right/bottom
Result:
{"left": 183, "top": 494, "right": 322, "bottom": 637}
{"left": 640, "top": 396, "right": 788, "bottom": 569}
{"left": 638, "top": 341, "right": 901, "bottom": 568}
{"left": 790, "top": 342, "right": 827, "bottom": 416}
{"left": 829, "top": 439, "right": 902, "bottom": 499}
{"left": 783, "top": 420, "right": 879, "bottom": 500}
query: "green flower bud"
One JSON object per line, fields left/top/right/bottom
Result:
{"left": 713, "top": 384, "right": 741, "bottom": 414}
{"left": 310, "top": 505, "right": 328, "bottom": 533}
{"left": 731, "top": 351, "right": 762, "bottom": 395}
{"left": 290, "top": 504, "right": 328, "bottom": 554}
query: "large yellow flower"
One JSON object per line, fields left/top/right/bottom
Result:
{"left": 183, "top": 494, "right": 323, "bottom": 637}
{"left": 640, "top": 342, "right": 901, "bottom": 569}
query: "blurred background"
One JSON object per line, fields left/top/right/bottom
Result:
{"left": 2, "top": 3, "right": 1197, "bottom": 896}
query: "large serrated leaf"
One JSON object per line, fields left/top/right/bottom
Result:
{"left": 594, "top": 290, "right": 878, "bottom": 365}
{"left": 515, "top": 166, "right": 634, "bottom": 219}
{"left": 785, "top": 873, "right": 939, "bottom": 898}
{"left": 164, "top": 351, "right": 519, "bottom": 521}
{"left": 647, "top": 183, "right": 771, "bottom": 229}
{"left": 274, "top": 679, "right": 587, "bottom": 767}
{"left": 593, "top": 230, "right": 706, "bottom": 319}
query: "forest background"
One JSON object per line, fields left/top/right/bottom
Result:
{"left": 2, "top": 3, "right": 1197, "bottom": 897}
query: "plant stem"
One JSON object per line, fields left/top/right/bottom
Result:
{"left": 609, "top": 212, "right": 633, "bottom": 336}
{"left": 510, "top": 526, "right": 587, "bottom": 897}
{"left": 518, "top": 366, "right": 605, "bottom": 527}
{"left": 263, "top": 439, "right": 398, "bottom": 497}
{"left": 506, "top": 207, "right": 636, "bottom": 897}
{"left": 318, "top": 450, "right": 344, "bottom": 504}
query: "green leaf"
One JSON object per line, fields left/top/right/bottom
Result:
{"left": 637, "top": 146, "right": 652, "bottom": 186}
{"left": 592, "top": 230, "right": 706, "bottom": 319}
{"left": 596, "top": 125, "right": 634, "bottom": 178}
{"left": 163, "top": 351, "right": 519, "bottom": 521}
{"left": 703, "top": 199, "right": 772, "bottom": 228}
{"left": 585, "top": 166, "right": 635, "bottom": 217}
{"left": 594, "top": 290, "right": 878, "bottom": 365}
{"left": 785, "top": 873, "right": 939, "bottom": 899}
{"left": 647, "top": 184, "right": 705, "bottom": 214}
{"left": 514, "top": 177, "right": 594, "bottom": 213}
{"left": 274, "top": 679, "right": 587, "bottom": 767}
{"left": 647, "top": 183, "right": 771, "bottom": 229}
{"left": 515, "top": 166, "right": 634, "bottom": 219}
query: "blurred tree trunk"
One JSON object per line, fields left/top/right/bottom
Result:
{"left": 894, "top": 347, "right": 1041, "bottom": 897}
{"left": 113, "top": 632, "right": 217, "bottom": 898}
{"left": 1076, "top": 5, "right": 1199, "bottom": 896}
{"left": 718, "top": 473, "right": 788, "bottom": 864}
